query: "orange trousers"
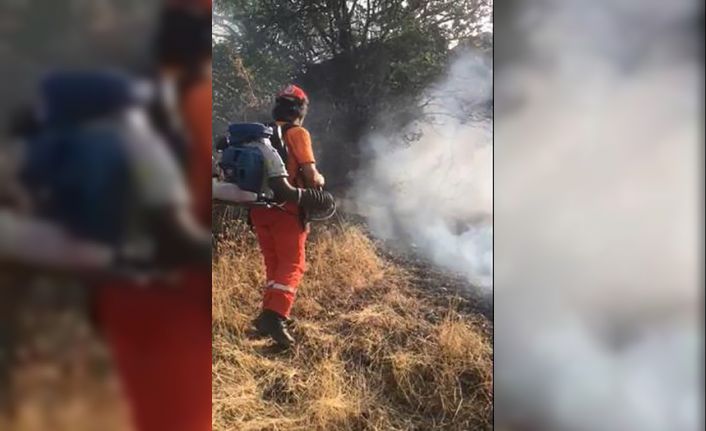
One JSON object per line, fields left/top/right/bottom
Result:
{"left": 250, "top": 206, "right": 307, "bottom": 318}
{"left": 94, "top": 269, "right": 211, "bottom": 431}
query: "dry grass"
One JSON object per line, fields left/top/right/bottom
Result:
{"left": 0, "top": 298, "right": 129, "bottom": 431}
{"left": 213, "top": 220, "right": 493, "bottom": 431}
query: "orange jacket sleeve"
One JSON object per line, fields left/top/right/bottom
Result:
{"left": 284, "top": 127, "right": 315, "bottom": 183}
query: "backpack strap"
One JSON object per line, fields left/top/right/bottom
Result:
{"left": 281, "top": 123, "right": 304, "bottom": 187}
{"left": 268, "top": 122, "right": 301, "bottom": 165}
{"left": 267, "top": 122, "right": 286, "bottom": 163}
{"left": 281, "top": 123, "right": 300, "bottom": 136}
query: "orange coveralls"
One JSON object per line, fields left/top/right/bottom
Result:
{"left": 250, "top": 124, "right": 315, "bottom": 318}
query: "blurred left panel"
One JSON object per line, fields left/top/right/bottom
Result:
{"left": 1, "top": 1, "right": 213, "bottom": 430}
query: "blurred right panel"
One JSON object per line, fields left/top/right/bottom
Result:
{"left": 494, "top": 0, "right": 703, "bottom": 430}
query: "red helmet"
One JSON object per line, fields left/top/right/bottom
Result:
{"left": 277, "top": 84, "right": 309, "bottom": 104}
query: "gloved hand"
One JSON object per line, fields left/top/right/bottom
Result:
{"left": 299, "top": 189, "right": 335, "bottom": 214}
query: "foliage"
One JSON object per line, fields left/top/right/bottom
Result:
{"left": 213, "top": 0, "right": 492, "bottom": 187}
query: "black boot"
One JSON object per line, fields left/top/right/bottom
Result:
{"left": 253, "top": 309, "right": 295, "bottom": 348}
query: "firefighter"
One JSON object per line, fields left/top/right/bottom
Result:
{"left": 93, "top": 2, "right": 213, "bottom": 430}
{"left": 250, "top": 85, "right": 326, "bottom": 348}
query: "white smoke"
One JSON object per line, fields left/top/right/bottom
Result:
{"left": 352, "top": 52, "right": 493, "bottom": 290}
{"left": 495, "top": 0, "right": 702, "bottom": 430}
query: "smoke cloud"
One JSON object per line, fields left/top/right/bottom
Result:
{"left": 494, "top": 0, "right": 701, "bottom": 430}
{"left": 352, "top": 52, "right": 493, "bottom": 290}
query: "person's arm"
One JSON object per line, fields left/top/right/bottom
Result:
{"left": 268, "top": 176, "right": 300, "bottom": 202}
{"left": 300, "top": 163, "right": 325, "bottom": 188}
{"left": 123, "top": 111, "right": 211, "bottom": 268}
{"left": 212, "top": 179, "right": 258, "bottom": 203}
{"left": 145, "top": 206, "right": 211, "bottom": 267}
{"left": 0, "top": 210, "right": 114, "bottom": 275}
{"left": 133, "top": 140, "right": 211, "bottom": 268}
